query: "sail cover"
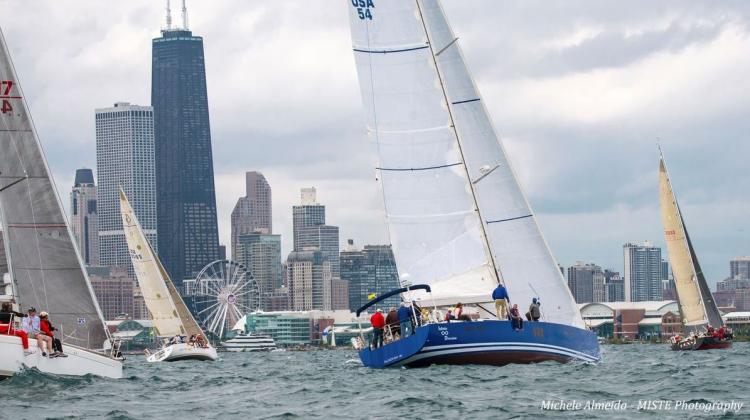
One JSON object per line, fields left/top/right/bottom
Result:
{"left": 0, "top": 28, "right": 110, "bottom": 349}
{"left": 120, "top": 189, "right": 205, "bottom": 339}
{"left": 347, "top": 0, "right": 583, "bottom": 327}
{"left": 659, "top": 158, "right": 723, "bottom": 328}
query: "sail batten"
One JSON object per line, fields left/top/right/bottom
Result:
{"left": 348, "top": 0, "right": 583, "bottom": 327}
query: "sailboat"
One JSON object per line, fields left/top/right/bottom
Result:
{"left": 346, "top": 0, "right": 600, "bottom": 367}
{"left": 659, "top": 151, "right": 732, "bottom": 350}
{"left": 119, "top": 189, "right": 217, "bottom": 361}
{"left": 0, "top": 28, "right": 122, "bottom": 378}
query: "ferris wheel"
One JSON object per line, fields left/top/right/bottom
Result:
{"left": 189, "top": 260, "right": 259, "bottom": 339}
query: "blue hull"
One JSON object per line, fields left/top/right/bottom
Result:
{"left": 359, "top": 320, "right": 601, "bottom": 368}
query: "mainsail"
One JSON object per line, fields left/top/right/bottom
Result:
{"left": 659, "top": 155, "right": 723, "bottom": 329}
{"left": 347, "top": 0, "right": 582, "bottom": 327}
{"left": 0, "top": 28, "right": 110, "bottom": 349}
{"left": 119, "top": 189, "right": 205, "bottom": 338}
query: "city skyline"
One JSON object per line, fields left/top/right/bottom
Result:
{"left": 2, "top": 1, "right": 749, "bottom": 288}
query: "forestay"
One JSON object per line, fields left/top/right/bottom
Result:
{"left": 0, "top": 28, "right": 110, "bottom": 349}
{"left": 120, "top": 189, "right": 205, "bottom": 339}
{"left": 659, "top": 157, "right": 723, "bottom": 329}
{"left": 347, "top": 0, "right": 583, "bottom": 327}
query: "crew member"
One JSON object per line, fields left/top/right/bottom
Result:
{"left": 492, "top": 284, "right": 510, "bottom": 320}
{"left": 370, "top": 309, "right": 385, "bottom": 349}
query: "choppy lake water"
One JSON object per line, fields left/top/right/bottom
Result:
{"left": 2, "top": 343, "right": 748, "bottom": 419}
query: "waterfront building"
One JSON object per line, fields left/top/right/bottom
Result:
{"left": 579, "top": 301, "right": 680, "bottom": 340}
{"left": 95, "top": 102, "right": 157, "bottom": 274}
{"left": 604, "top": 270, "right": 625, "bottom": 302}
{"left": 243, "top": 310, "right": 358, "bottom": 346}
{"left": 231, "top": 172, "right": 272, "bottom": 259}
{"left": 331, "top": 278, "right": 349, "bottom": 310}
{"left": 730, "top": 256, "right": 750, "bottom": 280}
{"left": 236, "top": 233, "right": 282, "bottom": 311}
{"left": 287, "top": 249, "right": 332, "bottom": 311}
{"left": 107, "top": 319, "right": 157, "bottom": 351}
{"left": 88, "top": 266, "right": 135, "bottom": 321}
{"left": 340, "top": 240, "right": 400, "bottom": 312}
{"left": 70, "top": 169, "right": 99, "bottom": 266}
{"left": 623, "top": 242, "right": 663, "bottom": 302}
{"left": 567, "top": 262, "right": 603, "bottom": 303}
{"left": 152, "top": 7, "right": 220, "bottom": 289}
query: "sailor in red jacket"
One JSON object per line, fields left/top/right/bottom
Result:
{"left": 39, "top": 312, "right": 67, "bottom": 358}
{"left": 370, "top": 309, "right": 385, "bottom": 349}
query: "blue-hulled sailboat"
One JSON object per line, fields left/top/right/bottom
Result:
{"left": 346, "top": 0, "right": 600, "bottom": 368}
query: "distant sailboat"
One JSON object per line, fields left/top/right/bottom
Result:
{"left": 659, "top": 151, "right": 732, "bottom": 350}
{"left": 347, "top": 0, "right": 600, "bottom": 367}
{"left": 119, "top": 189, "right": 217, "bottom": 361}
{"left": 0, "top": 28, "right": 122, "bottom": 378}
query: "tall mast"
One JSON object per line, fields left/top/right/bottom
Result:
{"left": 414, "top": 0, "right": 504, "bottom": 286}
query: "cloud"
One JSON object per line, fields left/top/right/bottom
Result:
{"left": 2, "top": 0, "right": 748, "bottom": 288}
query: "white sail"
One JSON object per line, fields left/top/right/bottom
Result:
{"left": 347, "top": 0, "right": 582, "bottom": 327}
{"left": 0, "top": 28, "right": 110, "bottom": 349}
{"left": 659, "top": 157, "right": 723, "bottom": 328}
{"left": 120, "top": 189, "right": 205, "bottom": 339}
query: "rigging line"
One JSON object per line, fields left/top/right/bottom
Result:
{"left": 415, "top": 0, "right": 504, "bottom": 287}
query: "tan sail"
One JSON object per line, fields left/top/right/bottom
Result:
{"left": 659, "top": 159, "right": 707, "bottom": 326}
{"left": 119, "top": 189, "right": 205, "bottom": 339}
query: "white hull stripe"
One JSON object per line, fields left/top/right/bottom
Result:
{"left": 396, "top": 343, "right": 599, "bottom": 366}
{"left": 421, "top": 341, "right": 598, "bottom": 361}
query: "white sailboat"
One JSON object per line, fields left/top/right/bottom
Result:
{"left": 0, "top": 28, "right": 122, "bottom": 378}
{"left": 119, "top": 189, "right": 217, "bottom": 362}
{"left": 659, "top": 151, "right": 731, "bottom": 350}
{"left": 346, "top": 0, "right": 599, "bottom": 368}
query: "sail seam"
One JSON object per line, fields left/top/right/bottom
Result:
{"left": 353, "top": 45, "right": 429, "bottom": 54}
{"left": 486, "top": 214, "right": 533, "bottom": 224}
{"left": 377, "top": 162, "right": 462, "bottom": 171}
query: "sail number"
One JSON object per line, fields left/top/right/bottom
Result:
{"left": 351, "top": 0, "right": 374, "bottom": 20}
{"left": 1, "top": 80, "right": 15, "bottom": 114}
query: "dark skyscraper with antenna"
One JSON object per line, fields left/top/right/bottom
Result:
{"left": 151, "top": 1, "right": 219, "bottom": 290}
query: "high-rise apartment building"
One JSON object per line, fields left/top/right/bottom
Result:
{"left": 623, "top": 242, "right": 663, "bottom": 301}
{"left": 604, "top": 270, "right": 624, "bottom": 302}
{"left": 236, "top": 233, "right": 282, "bottom": 311}
{"left": 70, "top": 168, "right": 99, "bottom": 266}
{"left": 95, "top": 102, "right": 157, "bottom": 274}
{"left": 730, "top": 256, "right": 750, "bottom": 280}
{"left": 292, "top": 188, "right": 325, "bottom": 250}
{"left": 88, "top": 266, "right": 135, "bottom": 321}
{"left": 341, "top": 241, "right": 401, "bottom": 312}
{"left": 567, "top": 262, "right": 603, "bottom": 303}
{"left": 286, "top": 249, "right": 332, "bottom": 311}
{"left": 231, "top": 172, "right": 272, "bottom": 259}
{"left": 152, "top": 9, "right": 219, "bottom": 289}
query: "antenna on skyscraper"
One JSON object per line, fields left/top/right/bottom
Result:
{"left": 165, "top": 0, "right": 172, "bottom": 30}
{"left": 181, "top": 0, "right": 189, "bottom": 30}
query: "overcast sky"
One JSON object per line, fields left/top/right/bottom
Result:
{"left": 1, "top": 1, "right": 748, "bottom": 287}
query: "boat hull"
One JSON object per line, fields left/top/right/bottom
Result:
{"left": 359, "top": 320, "right": 600, "bottom": 368}
{"left": 671, "top": 336, "right": 732, "bottom": 351}
{"left": 0, "top": 334, "right": 123, "bottom": 379}
{"left": 146, "top": 343, "right": 218, "bottom": 362}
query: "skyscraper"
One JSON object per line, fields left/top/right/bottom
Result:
{"left": 291, "top": 188, "right": 339, "bottom": 279}
{"left": 236, "top": 233, "right": 282, "bottom": 311}
{"left": 231, "top": 172, "right": 272, "bottom": 259}
{"left": 292, "top": 187, "right": 325, "bottom": 250}
{"left": 341, "top": 240, "right": 400, "bottom": 312}
{"left": 70, "top": 168, "right": 99, "bottom": 266}
{"left": 604, "top": 270, "right": 624, "bottom": 302}
{"left": 152, "top": 4, "right": 219, "bottom": 289}
{"left": 730, "top": 256, "right": 750, "bottom": 280}
{"left": 287, "top": 249, "right": 332, "bottom": 311}
{"left": 623, "top": 242, "right": 662, "bottom": 302}
{"left": 566, "top": 262, "right": 603, "bottom": 303}
{"left": 95, "top": 102, "right": 157, "bottom": 273}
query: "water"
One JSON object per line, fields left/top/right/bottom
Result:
{"left": 2, "top": 343, "right": 748, "bottom": 419}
